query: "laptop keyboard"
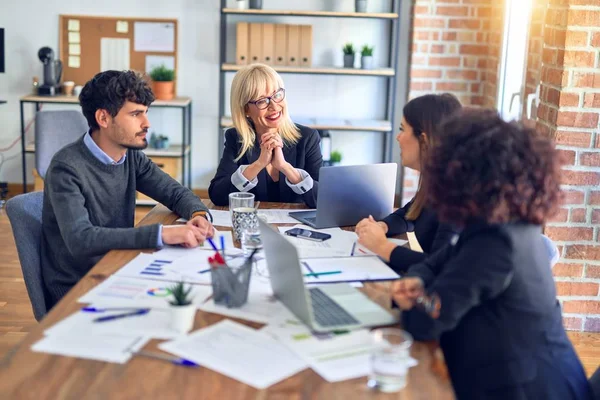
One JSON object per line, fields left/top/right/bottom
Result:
{"left": 309, "top": 288, "right": 359, "bottom": 327}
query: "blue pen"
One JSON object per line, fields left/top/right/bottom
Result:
{"left": 207, "top": 237, "right": 219, "bottom": 252}
{"left": 82, "top": 307, "right": 146, "bottom": 313}
{"left": 350, "top": 242, "right": 356, "bottom": 257}
{"left": 132, "top": 350, "right": 200, "bottom": 368}
{"left": 198, "top": 268, "right": 211, "bottom": 274}
{"left": 220, "top": 235, "right": 225, "bottom": 256}
{"left": 93, "top": 309, "right": 149, "bottom": 322}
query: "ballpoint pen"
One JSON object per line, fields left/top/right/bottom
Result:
{"left": 131, "top": 350, "right": 200, "bottom": 368}
{"left": 82, "top": 307, "right": 146, "bottom": 313}
{"left": 304, "top": 271, "right": 342, "bottom": 278}
{"left": 350, "top": 242, "right": 356, "bottom": 257}
{"left": 93, "top": 308, "right": 150, "bottom": 322}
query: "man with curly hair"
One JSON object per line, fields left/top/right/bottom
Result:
{"left": 393, "top": 109, "right": 592, "bottom": 399}
{"left": 41, "top": 70, "right": 213, "bottom": 309}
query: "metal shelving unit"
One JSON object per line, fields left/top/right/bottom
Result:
{"left": 217, "top": 0, "right": 403, "bottom": 163}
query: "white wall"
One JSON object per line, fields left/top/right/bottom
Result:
{"left": 0, "top": 0, "right": 394, "bottom": 188}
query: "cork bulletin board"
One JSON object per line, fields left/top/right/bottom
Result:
{"left": 58, "top": 15, "right": 178, "bottom": 93}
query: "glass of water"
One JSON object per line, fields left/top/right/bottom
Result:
{"left": 241, "top": 225, "right": 263, "bottom": 255}
{"left": 367, "top": 328, "right": 414, "bottom": 393}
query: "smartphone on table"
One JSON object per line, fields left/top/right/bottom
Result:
{"left": 284, "top": 228, "right": 331, "bottom": 242}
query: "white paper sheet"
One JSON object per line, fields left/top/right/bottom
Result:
{"left": 145, "top": 55, "right": 175, "bottom": 74}
{"left": 68, "top": 31, "right": 80, "bottom": 43}
{"left": 67, "top": 19, "right": 80, "bottom": 32}
{"left": 100, "top": 38, "right": 130, "bottom": 72}
{"left": 68, "top": 44, "right": 81, "bottom": 56}
{"left": 116, "top": 20, "right": 129, "bottom": 33}
{"left": 154, "top": 231, "right": 234, "bottom": 258}
{"left": 203, "top": 209, "right": 232, "bottom": 227}
{"left": 159, "top": 320, "right": 307, "bottom": 389}
{"left": 134, "top": 21, "right": 175, "bottom": 52}
{"left": 32, "top": 333, "right": 148, "bottom": 364}
{"left": 301, "top": 256, "right": 399, "bottom": 284}
{"left": 78, "top": 275, "right": 212, "bottom": 308}
{"left": 278, "top": 225, "right": 353, "bottom": 258}
{"left": 45, "top": 306, "right": 187, "bottom": 340}
{"left": 68, "top": 56, "right": 80, "bottom": 68}
{"left": 257, "top": 209, "right": 314, "bottom": 224}
{"left": 261, "top": 318, "right": 376, "bottom": 382}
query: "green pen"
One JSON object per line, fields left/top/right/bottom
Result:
{"left": 303, "top": 270, "right": 342, "bottom": 277}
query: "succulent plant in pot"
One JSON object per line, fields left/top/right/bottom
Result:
{"left": 149, "top": 64, "right": 175, "bottom": 101}
{"left": 361, "top": 45, "right": 375, "bottom": 70}
{"left": 330, "top": 150, "right": 343, "bottom": 166}
{"left": 168, "top": 281, "right": 196, "bottom": 333}
{"left": 342, "top": 43, "right": 355, "bottom": 68}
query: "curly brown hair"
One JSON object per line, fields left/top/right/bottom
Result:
{"left": 425, "top": 108, "right": 563, "bottom": 226}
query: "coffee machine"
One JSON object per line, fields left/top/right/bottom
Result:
{"left": 37, "top": 47, "right": 62, "bottom": 96}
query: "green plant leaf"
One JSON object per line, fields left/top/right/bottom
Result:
{"left": 149, "top": 64, "right": 175, "bottom": 82}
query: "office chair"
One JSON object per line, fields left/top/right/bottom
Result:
{"left": 6, "top": 191, "right": 47, "bottom": 321}
{"left": 35, "top": 110, "right": 88, "bottom": 179}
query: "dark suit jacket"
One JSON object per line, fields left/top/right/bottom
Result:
{"left": 402, "top": 222, "right": 592, "bottom": 400}
{"left": 381, "top": 198, "right": 459, "bottom": 273}
{"left": 209, "top": 124, "right": 322, "bottom": 208}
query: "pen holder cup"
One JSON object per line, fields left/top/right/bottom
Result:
{"left": 210, "top": 258, "right": 253, "bottom": 308}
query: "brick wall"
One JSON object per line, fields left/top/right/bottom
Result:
{"left": 536, "top": 0, "right": 600, "bottom": 332}
{"left": 404, "top": 0, "right": 506, "bottom": 204}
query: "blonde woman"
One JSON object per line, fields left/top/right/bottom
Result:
{"left": 209, "top": 64, "right": 322, "bottom": 207}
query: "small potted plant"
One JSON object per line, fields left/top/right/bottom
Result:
{"left": 330, "top": 150, "right": 343, "bottom": 166}
{"left": 149, "top": 64, "right": 175, "bottom": 101}
{"left": 361, "top": 45, "right": 375, "bottom": 70}
{"left": 168, "top": 281, "right": 196, "bottom": 333}
{"left": 355, "top": 0, "right": 367, "bottom": 13}
{"left": 342, "top": 43, "right": 355, "bottom": 68}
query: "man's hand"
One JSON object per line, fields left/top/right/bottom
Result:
{"left": 187, "top": 215, "right": 215, "bottom": 238}
{"left": 356, "top": 216, "right": 388, "bottom": 235}
{"left": 161, "top": 225, "right": 207, "bottom": 248}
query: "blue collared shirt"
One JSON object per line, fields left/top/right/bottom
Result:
{"left": 83, "top": 131, "right": 163, "bottom": 247}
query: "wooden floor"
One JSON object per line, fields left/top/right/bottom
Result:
{"left": 1, "top": 205, "right": 598, "bottom": 378}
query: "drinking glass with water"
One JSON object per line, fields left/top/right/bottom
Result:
{"left": 368, "top": 328, "right": 416, "bottom": 393}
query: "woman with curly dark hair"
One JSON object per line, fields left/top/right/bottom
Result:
{"left": 355, "top": 93, "right": 462, "bottom": 273}
{"left": 394, "top": 109, "right": 592, "bottom": 400}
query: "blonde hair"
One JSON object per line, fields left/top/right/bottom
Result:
{"left": 230, "top": 64, "right": 300, "bottom": 161}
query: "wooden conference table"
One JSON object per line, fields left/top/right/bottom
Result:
{"left": 0, "top": 201, "right": 455, "bottom": 399}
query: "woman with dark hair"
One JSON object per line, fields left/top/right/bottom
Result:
{"left": 394, "top": 109, "right": 592, "bottom": 400}
{"left": 356, "top": 93, "right": 462, "bottom": 273}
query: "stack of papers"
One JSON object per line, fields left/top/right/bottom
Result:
{"left": 199, "top": 209, "right": 313, "bottom": 228}
{"left": 159, "top": 320, "right": 307, "bottom": 389}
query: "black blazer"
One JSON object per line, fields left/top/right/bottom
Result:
{"left": 402, "top": 222, "right": 592, "bottom": 400}
{"left": 209, "top": 124, "right": 322, "bottom": 208}
{"left": 381, "top": 199, "right": 459, "bottom": 273}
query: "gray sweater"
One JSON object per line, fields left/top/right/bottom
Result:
{"left": 41, "top": 136, "right": 209, "bottom": 307}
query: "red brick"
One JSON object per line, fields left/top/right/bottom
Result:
{"left": 572, "top": 72, "right": 600, "bottom": 89}
{"left": 543, "top": 86, "right": 561, "bottom": 104}
{"left": 436, "top": 82, "right": 468, "bottom": 91}
{"left": 457, "top": 31, "right": 475, "bottom": 42}
{"left": 556, "top": 111, "right": 599, "bottom": 128}
{"left": 471, "top": 83, "right": 481, "bottom": 93}
{"left": 570, "top": 208, "right": 587, "bottom": 223}
{"left": 429, "top": 57, "right": 461, "bottom": 67}
{"left": 583, "top": 93, "right": 600, "bottom": 109}
{"left": 411, "top": 56, "right": 426, "bottom": 66}
{"left": 413, "top": 18, "right": 446, "bottom": 28}
{"left": 441, "top": 32, "right": 457, "bottom": 41}
{"left": 592, "top": 209, "right": 600, "bottom": 224}
{"left": 545, "top": 226, "right": 593, "bottom": 241}
{"left": 559, "top": 92, "right": 580, "bottom": 107}
{"left": 410, "top": 81, "right": 433, "bottom": 91}
{"left": 565, "top": 245, "right": 600, "bottom": 260}
{"left": 414, "top": 31, "right": 430, "bottom": 41}
{"left": 587, "top": 265, "right": 600, "bottom": 278}
{"left": 411, "top": 69, "right": 443, "bottom": 79}
{"left": 460, "top": 45, "right": 488, "bottom": 56}
{"left": 436, "top": 6, "right": 468, "bottom": 16}
{"left": 432, "top": 32, "right": 439, "bottom": 41}
{"left": 580, "top": 152, "right": 600, "bottom": 167}
{"left": 564, "top": 51, "right": 596, "bottom": 68}
{"left": 567, "top": 10, "right": 600, "bottom": 27}
{"left": 430, "top": 44, "right": 444, "bottom": 53}
{"left": 553, "top": 263, "right": 584, "bottom": 277}
{"left": 544, "top": 67, "right": 569, "bottom": 87}
{"left": 419, "top": 43, "right": 429, "bottom": 52}
{"left": 555, "top": 131, "right": 592, "bottom": 148}
{"left": 556, "top": 282, "right": 599, "bottom": 296}
{"left": 563, "top": 317, "right": 583, "bottom": 331}
{"left": 446, "top": 69, "right": 478, "bottom": 80}
{"left": 549, "top": 207, "right": 569, "bottom": 223}
{"left": 558, "top": 149, "right": 576, "bottom": 166}
{"left": 565, "top": 30, "right": 589, "bottom": 47}
{"left": 562, "top": 301, "right": 600, "bottom": 314}
{"left": 592, "top": 32, "right": 600, "bottom": 47}
{"left": 591, "top": 191, "right": 600, "bottom": 205}
{"left": 597, "top": 135, "right": 600, "bottom": 149}
{"left": 561, "top": 170, "right": 600, "bottom": 186}
{"left": 563, "top": 190, "right": 585, "bottom": 205}
{"left": 477, "top": 7, "right": 491, "bottom": 18}
{"left": 584, "top": 318, "right": 600, "bottom": 333}
{"left": 448, "top": 19, "right": 480, "bottom": 30}
{"left": 414, "top": 5, "right": 430, "bottom": 15}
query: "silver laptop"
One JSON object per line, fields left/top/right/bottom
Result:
{"left": 259, "top": 219, "right": 397, "bottom": 332}
{"left": 289, "top": 163, "right": 397, "bottom": 228}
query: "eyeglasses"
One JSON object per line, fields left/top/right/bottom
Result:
{"left": 248, "top": 88, "right": 286, "bottom": 110}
